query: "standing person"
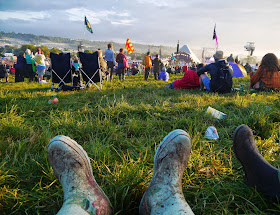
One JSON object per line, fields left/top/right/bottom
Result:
{"left": 25, "top": 49, "right": 35, "bottom": 82}
{"left": 0, "top": 61, "right": 9, "bottom": 83}
{"left": 98, "top": 49, "right": 109, "bottom": 81}
{"left": 15, "top": 52, "right": 26, "bottom": 82}
{"left": 105, "top": 43, "right": 115, "bottom": 81}
{"left": 143, "top": 52, "right": 152, "bottom": 80}
{"left": 250, "top": 53, "right": 280, "bottom": 90}
{"left": 197, "top": 50, "right": 233, "bottom": 93}
{"left": 115, "top": 48, "right": 127, "bottom": 81}
{"left": 152, "top": 54, "right": 161, "bottom": 80}
{"left": 34, "top": 48, "right": 46, "bottom": 83}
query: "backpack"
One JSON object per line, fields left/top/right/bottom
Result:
{"left": 210, "top": 65, "right": 233, "bottom": 93}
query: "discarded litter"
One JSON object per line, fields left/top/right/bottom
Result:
{"left": 205, "top": 126, "right": 219, "bottom": 140}
{"left": 48, "top": 97, "right": 59, "bottom": 104}
{"left": 205, "top": 106, "right": 226, "bottom": 120}
{"left": 48, "top": 95, "right": 59, "bottom": 104}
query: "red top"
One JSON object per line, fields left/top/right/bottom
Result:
{"left": 174, "top": 66, "right": 200, "bottom": 89}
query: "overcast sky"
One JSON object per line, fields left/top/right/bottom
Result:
{"left": 1, "top": 0, "right": 280, "bottom": 57}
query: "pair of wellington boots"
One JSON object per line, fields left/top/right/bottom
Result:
{"left": 47, "top": 129, "right": 194, "bottom": 215}
{"left": 48, "top": 125, "right": 280, "bottom": 215}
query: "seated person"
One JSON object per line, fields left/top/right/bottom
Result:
{"left": 197, "top": 51, "right": 233, "bottom": 93}
{"left": 0, "top": 61, "right": 9, "bottom": 83}
{"left": 159, "top": 67, "right": 170, "bottom": 81}
{"left": 250, "top": 53, "right": 280, "bottom": 90}
{"left": 48, "top": 129, "right": 194, "bottom": 214}
{"left": 172, "top": 65, "right": 203, "bottom": 90}
{"left": 131, "top": 66, "right": 139, "bottom": 75}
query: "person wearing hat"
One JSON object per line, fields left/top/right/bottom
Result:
{"left": 197, "top": 50, "right": 233, "bottom": 93}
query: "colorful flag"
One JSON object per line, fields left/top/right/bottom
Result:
{"left": 126, "top": 37, "right": 135, "bottom": 54}
{"left": 85, "top": 16, "right": 93, "bottom": 33}
{"left": 213, "top": 24, "right": 218, "bottom": 48}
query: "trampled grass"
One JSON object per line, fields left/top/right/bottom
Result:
{"left": 1, "top": 73, "right": 280, "bottom": 214}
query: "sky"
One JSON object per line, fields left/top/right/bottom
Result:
{"left": 1, "top": 0, "right": 280, "bottom": 57}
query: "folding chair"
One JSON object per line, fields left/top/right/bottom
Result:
{"left": 78, "top": 52, "right": 102, "bottom": 90}
{"left": 50, "top": 53, "right": 72, "bottom": 90}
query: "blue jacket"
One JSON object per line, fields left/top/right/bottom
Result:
{"left": 197, "top": 60, "right": 232, "bottom": 79}
{"left": 159, "top": 72, "right": 169, "bottom": 81}
{"left": 105, "top": 49, "right": 115, "bottom": 65}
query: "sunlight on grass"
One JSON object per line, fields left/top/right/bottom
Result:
{"left": 0, "top": 74, "right": 280, "bottom": 214}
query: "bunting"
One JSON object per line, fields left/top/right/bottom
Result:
{"left": 126, "top": 37, "right": 134, "bottom": 54}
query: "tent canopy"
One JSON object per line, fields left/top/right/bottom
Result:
{"left": 229, "top": 62, "right": 247, "bottom": 78}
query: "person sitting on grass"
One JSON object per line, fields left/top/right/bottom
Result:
{"left": 47, "top": 124, "right": 280, "bottom": 215}
{"left": 250, "top": 53, "right": 280, "bottom": 90}
{"left": 47, "top": 129, "right": 194, "bottom": 214}
{"left": 197, "top": 50, "right": 233, "bottom": 93}
{"left": 0, "top": 61, "right": 9, "bottom": 83}
{"left": 165, "top": 65, "right": 203, "bottom": 90}
{"left": 159, "top": 67, "right": 170, "bottom": 82}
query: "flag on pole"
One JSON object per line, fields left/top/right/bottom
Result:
{"left": 213, "top": 24, "right": 218, "bottom": 48}
{"left": 126, "top": 37, "right": 134, "bottom": 54}
{"left": 85, "top": 16, "right": 93, "bottom": 33}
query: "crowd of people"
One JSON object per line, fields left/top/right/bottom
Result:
{"left": 1, "top": 43, "right": 280, "bottom": 93}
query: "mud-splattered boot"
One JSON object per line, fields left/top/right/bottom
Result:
{"left": 233, "top": 124, "right": 280, "bottom": 200}
{"left": 139, "top": 129, "right": 194, "bottom": 215}
{"left": 47, "top": 135, "right": 112, "bottom": 215}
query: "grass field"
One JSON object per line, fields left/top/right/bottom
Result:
{"left": 1, "top": 73, "right": 280, "bottom": 214}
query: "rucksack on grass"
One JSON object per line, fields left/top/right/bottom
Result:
{"left": 211, "top": 66, "right": 233, "bottom": 93}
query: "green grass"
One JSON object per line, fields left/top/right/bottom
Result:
{"left": 1, "top": 73, "right": 280, "bottom": 214}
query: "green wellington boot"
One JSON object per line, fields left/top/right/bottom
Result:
{"left": 47, "top": 135, "right": 112, "bottom": 215}
{"left": 139, "top": 129, "right": 194, "bottom": 215}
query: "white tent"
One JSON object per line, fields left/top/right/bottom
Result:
{"left": 180, "top": 45, "right": 201, "bottom": 63}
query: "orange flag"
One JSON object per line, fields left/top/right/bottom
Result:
{"left": 126, "top": 37, "right": 135, "bottom": 54}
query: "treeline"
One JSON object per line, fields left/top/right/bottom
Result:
{"left": 0, "top": 44, "right": 151, "bottom": 61}
{"left": 0, "top": 44, "right": 62, "bottom": 57}
{"left": 0, "top": 31, "right": 175, "bottom": 57}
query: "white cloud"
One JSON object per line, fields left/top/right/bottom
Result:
{"left": 136, "top": 0, "right": 169, "bottom": 7}
{"left": 66, "top": 7, "right": 134, "bottom": 25}
{"left": 0, "top": 11, "right": 50, "bottom": 21}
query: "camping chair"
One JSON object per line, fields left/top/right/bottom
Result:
{"left": 78, "top": 52, "right": 102, "bottom": 90}
{"left": 50, "top": 53, "right": 72, "bottom": 90}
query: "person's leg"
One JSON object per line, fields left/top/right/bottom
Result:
{"left": 233, "top": 125, "right": 280, "bottom": 199}
{"left": 47, "top": 135, "right": 112, "bottom": 214}
{"left": 5, "top": 72, "right": 9, "bottom": 82}
{"left": 108, "top": 62, "right": 114, "bottom": 81}
{"left": 144, "top": 68, "right": 150, "bottom": 80}
{"left": 139, "top": 129, "right": 194, "bottom": 215}
{"left": 199, "top": 74, "right": 210, "bottom": 91}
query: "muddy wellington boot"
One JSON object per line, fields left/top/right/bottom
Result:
{"left": 233, "top": 124, "right": 280, "bottom": 200}
{"left": 139, "top": 129, "right": 194, "bottom": 215}
{"left": 47, "top": 135, "right": 112, "bottom": 215}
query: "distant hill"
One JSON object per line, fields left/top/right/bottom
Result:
{"left": 0, "top": 31, "right": 176, "bottom": 56}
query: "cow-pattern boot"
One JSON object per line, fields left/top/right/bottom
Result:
{"left": 233, "top": 124, "right": 280, "bottom": 200}
{"left": 47, "top": 135, "right": 112, "bottom": 215}
{"left": 139, "top": 129, "right": 194, "bottom": 215}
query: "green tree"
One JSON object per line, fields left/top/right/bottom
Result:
{"left": 84, "top": 50, "right": 93, "bottom": 54}
{"left": 38, "top": 45, "right": 50, "bottom": 57}
{"left": 50, "top": 47, "right": 61, "bottom": 54}
{"left": 20, "top": 44, "right": 36, "bottom": 54}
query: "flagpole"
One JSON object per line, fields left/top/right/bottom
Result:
{"left": 84, "top": 15, "right": 86, "bottom": 42}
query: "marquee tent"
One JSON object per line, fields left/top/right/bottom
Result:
{"left": 180, "top": 45, "right": 201, "bottom": 63}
